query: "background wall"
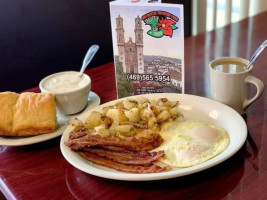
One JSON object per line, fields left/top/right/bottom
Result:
{"left": 0, "top": 0, "right": 190, "bottom": 92}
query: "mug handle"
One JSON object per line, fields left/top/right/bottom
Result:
{"left": 243, "top": 75, "right": 264, "bottom": 110}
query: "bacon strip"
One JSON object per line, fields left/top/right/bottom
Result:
{"left": 83, "top": 148, "right": 165, "bottom": 166}
{"left": 78, "top": 151, "right": 171, "bottom": 173}
{"left": 65, "top": 133, "right": 163, "bottom": 151}
{"left": 65, "top": 130, "right": 171, "bottom": 173}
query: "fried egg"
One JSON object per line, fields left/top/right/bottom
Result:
{"left": 154, "top": 121, "right": 230, "bottom": 168}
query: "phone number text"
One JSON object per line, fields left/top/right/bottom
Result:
{"left": 126, "top": 73, "right": 171, "bottom": 82}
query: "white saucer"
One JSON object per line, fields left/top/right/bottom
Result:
{"left": 0, "top": 91, "right": 100, "bottom": 146}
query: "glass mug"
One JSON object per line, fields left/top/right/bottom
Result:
{"left": 209, "top": 57, "right": 264, "bottom": 114}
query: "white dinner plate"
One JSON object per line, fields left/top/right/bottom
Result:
{"left": 0, "top": 91, "right": 100, "bottom": 146}
{"left": 60, "top": 93, "right": 247, "bottom": 181}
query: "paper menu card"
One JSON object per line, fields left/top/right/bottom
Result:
{"left": 110, "top": 2, "right": 184, "bottom": 98}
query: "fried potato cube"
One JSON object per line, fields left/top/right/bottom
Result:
{"left": 148, "top": 117, "right": 158, "bottom": 129}
{"left": 136, "top": 129, "right": 153, "bottom": 139}
{"left": 100, "top": 116, "right": 112, "bottom": 128}
{"left": 115, "top": 124, "right": 134, "bottom": 133}
{"left": 109, "top": 122, "right": 117, "bottom": 136}
{"left": 106, "top": 108, "right": 128, "bottom": 122}
{"left": 115, "top": 101, "right": 124, "bottom": 109}
{"left": 84, "top": 111, "right": 102, "bottom": 129}
{"left": 94, "top": 124, "right": 110, "bottom": 136}
{"left": 124, "top": 107, "right": 140, "bottom": 122}
{"left": 135, "top": 96, "right": 149, "bottom": 105}
{"left": 169, "top": 107, "right": 179, "bottom": 116}
{"left": 133, "top": 120, "right": 148, "bottom": 129}
{"left": 157, "top": 110, "right": 171, "bottom": 123}
{"left": 102, "top": 106, "right": 113, "bottom": 116}
{"left": 140, "top": 107, "right": 155, "bottom": 121}
{"left": 150, "top": 106, "right": 161, "bottom": 116}
{"left": 157, "top": 98, "right": 169, "bottom": 106}
{"left": 157, "top": 98, "right": 174, "bottom": 108}
{"left": 67, "top": 118, "right": 84, "bottom": 127}
{"left": 69, "top": 125, "right": 85, "bottom": 136}
{"left": 149, "top": 99, "right": 158, "bottom": 106}
{"left": 123, "top": 99, "right": 138, "bottom": 110}
{"left": 158, "top": 98, "right": 169, "bottom": 103}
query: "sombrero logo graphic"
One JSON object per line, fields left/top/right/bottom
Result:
{"left": 142, "top": 10, "right": 179, "bottom": 38}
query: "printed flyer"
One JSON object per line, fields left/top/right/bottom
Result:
{"left": 110, "top": 2, "right": 184, "bottom": 98}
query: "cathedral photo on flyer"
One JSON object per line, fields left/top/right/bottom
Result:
{"left": 110, "top": 2, "right": 184, "bottom": 98}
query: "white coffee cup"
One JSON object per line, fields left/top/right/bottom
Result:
{"left": 39, "top": 71, "right": 91, "bottom": 115}
{"left": 209, "top": 57, "right": 264, "bottom": 114}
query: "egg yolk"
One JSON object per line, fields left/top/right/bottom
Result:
{"left": 191, "top": 126, "right": 222, "bottom": 144}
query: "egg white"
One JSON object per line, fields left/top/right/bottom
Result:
{"left": 154, "top": 121, "right": 230, "bottom": 168}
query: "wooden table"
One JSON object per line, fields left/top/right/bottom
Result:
{"left": 1, "top": 11, "right": 267, "bottom": 200}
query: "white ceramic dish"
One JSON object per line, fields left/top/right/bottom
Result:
{"left": 60, "top": 93, "right": 247, "bottom": 181}
{"left": 39, "top": 71, "right": 91, "bottom": 115}
{"left": 57, "top": 91, "right": 101, "bottom": 124}
{"left": 0, "top": 91, "right": 100, "bottom": 146}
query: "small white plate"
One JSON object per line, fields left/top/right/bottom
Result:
{"left": 60, "top": 93, "right": 247, "bottom": 181}
{"left": 0, "top": 91, "right": 100, "bottom": 146}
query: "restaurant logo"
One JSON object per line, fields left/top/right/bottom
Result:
{"left": 142, "top": 10, "right": 179, "bottom": 38}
